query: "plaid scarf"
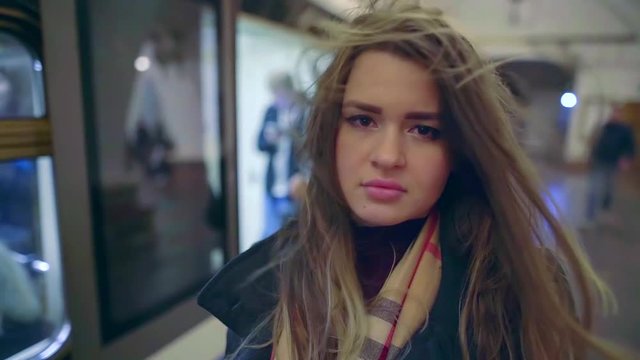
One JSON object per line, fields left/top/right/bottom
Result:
{"left": 272, "top": 211, "right": 442, "bottom": 360}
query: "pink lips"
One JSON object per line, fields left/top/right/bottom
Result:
{"left": 362, "top": 179, "right": 406, "bottom": 202}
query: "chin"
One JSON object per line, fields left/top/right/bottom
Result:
{"left": 353, "top": 209, "right": 408, "bottom": 227}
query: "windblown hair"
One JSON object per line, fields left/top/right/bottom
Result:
{"left": 265, "top": 2, "right": 620, "bottom": 359}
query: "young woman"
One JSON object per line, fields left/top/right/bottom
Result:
{"left": 199, "top": 3, "right": 620, "bottom": 359}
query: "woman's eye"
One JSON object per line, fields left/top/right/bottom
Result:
{"left": 346, "top": 115, "right": 375, "bottom": 128}
{"left": 411, "top": 125, "right": 441, "bottom": 140}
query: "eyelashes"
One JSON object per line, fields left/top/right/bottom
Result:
{"left": 344, "top": 114, "right": 442, "bottom": 141}
{"left": 410, "top": 125, "right": 442, "bottom": 140}
{"left": 345, "top": 114, "right": 374, "bottom": 128}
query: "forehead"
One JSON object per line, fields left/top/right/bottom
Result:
{"left": 343, "top": 50, "right": 440, "bottom": 110}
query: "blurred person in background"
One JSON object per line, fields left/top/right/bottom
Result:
{"left": 199, "top": 2, "right": 624, "bottom": 359}
{"left": 257, "top": 72, "right": 307, "bottom": 238}
{"left": 586, "top": 105, "right": 636, "bottom": 226}
{"left": 125, "top": 29, "right": 180, "bottom": 206}
{"left": 0, "top": 240, "right": 49, "bottom": 360}
{"left": 0, "top": 241, "right": 42, "bottom": 331}
{"left": 0, "top": 68, "right": 47, "bottom": 354}
{"left": 0, "top": 70, "right": 19, "bottom": 118}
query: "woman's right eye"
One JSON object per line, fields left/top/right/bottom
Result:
{"left": 346, "top": 115, "right": 375, "bottom": 128}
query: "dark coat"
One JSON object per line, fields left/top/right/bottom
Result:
{"left": 257, "top": 105, "right": 304, "bottom": 198}
{"left": 591, "top": 122, "right": 636, "bottom": 166}
{"left": 197, "top": 211, "right": 484, "bottom": 359}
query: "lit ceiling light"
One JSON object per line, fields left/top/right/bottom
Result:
{"left": 32, "top": 260, "right": 50, "bottom": 272}
{"left": 561, "top": 92, "right": 577, "bottom": 108}
{"left": 135, "top": 56, "right": 151, "bottom": 72}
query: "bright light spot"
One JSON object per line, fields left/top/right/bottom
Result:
{"left": 34, "top": 60, "right": 43, "bottom": 72}
{"left": 32, "top": 260, "right": 50, "bottom": 272}
{"left": 561, "top": 92, "right": 577, "bottom": 108}
{"left": 135, "top": 56, "right": 151, "bottom": 72}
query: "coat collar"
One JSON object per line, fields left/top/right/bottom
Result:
{"left": 197, "top": 234, "right": 279, "bottom": 339}
{"left": 197, "top": 216, "right": 470, "bottom": 344}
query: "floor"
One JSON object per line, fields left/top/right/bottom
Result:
{"left": 539, "top": 162, "right": 640, "bottom": 354}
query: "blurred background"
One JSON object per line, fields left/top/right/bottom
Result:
{"left": 0, "top": 0, "right": 637, "bottom": 359}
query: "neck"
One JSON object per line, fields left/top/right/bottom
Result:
{"left": 352, "top": 217, "right": 427, "bottom": 300}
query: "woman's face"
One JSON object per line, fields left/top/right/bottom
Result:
{"left": 336, "top": 50, "right": 451, "bottom": 226}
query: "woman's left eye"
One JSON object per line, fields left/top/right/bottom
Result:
{"left": 346, "top": 115, "right": 375, "bottom": 128}
{"left": 410, "top": 125, "right": 441, "bottom": 140}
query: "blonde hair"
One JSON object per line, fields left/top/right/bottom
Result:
{"left": 259, "top": 2, "right": 622, "bottom": 359}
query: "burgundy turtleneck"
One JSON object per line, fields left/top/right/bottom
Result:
{"left": 352, "top": 217, "right": 426, "bottom": 302}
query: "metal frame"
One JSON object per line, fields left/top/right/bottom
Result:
{"left": 40, "top": 0, "right": 239, "bottom": 358}
{"left": 220, "top": 0, "right": 240, "bottom": 259}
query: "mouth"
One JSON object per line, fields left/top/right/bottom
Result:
{"left": 361, "top": 179, "right": 406, "bottom": 202}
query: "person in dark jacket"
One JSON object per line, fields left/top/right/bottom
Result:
{"left": 199, "top": 2, "right": 619, "bottom": 359}
{"left": 257, "top": 72, "right": 307, "bottom": 238}
{"left": 586, "top": 106, "right": 636, "bottom": 222}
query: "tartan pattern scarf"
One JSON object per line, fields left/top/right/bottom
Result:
{"left": 272, "top": 211, "right": 442, "bottom": 360}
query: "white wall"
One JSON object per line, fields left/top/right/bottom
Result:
{"left": 480, "top": 43, "right": 640, "bottom": 164}
{"left": 311, "top": 0, "right": 634, "bottom": 39}
{"left": 126, "top": 57, "right": 204, "bottom": 164}
{"left": 236, "top": 16, "right": 320, "bottom": 252}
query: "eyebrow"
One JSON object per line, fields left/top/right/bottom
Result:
{"left": 342, "top": 100, "right": 441, "bottom": 120}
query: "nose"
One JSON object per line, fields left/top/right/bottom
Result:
{"left": 370, "top": 128, "right": 406, "bottom": 169}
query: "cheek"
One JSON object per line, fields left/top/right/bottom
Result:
{"left": 413, "top": 149, "right": 451, "bottom": 190}
{"left": 335, "top": 127, "right": 351, "bottom": 185}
